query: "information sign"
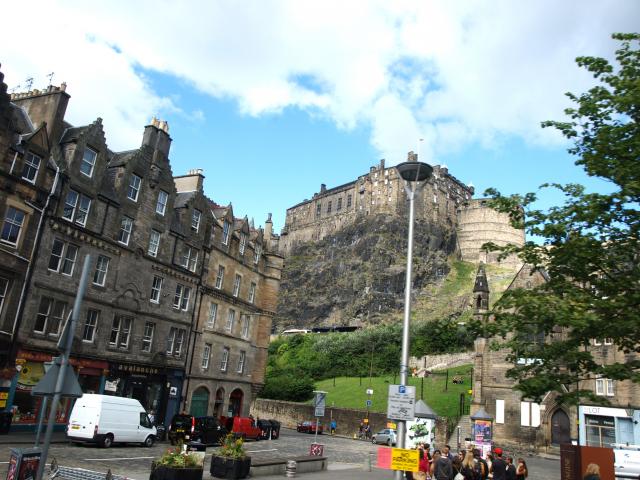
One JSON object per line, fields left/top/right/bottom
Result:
{"left": 376, "top": 446, "right": 419, "bottom": 471}
{"left": 387, "top": 384, "right": 416, "bottom": 421}
{"left": 313, "top": 391, "right": 326, "bottom": 417}
{"left": 366, "top": 399, "right": 372, "bottom": 407}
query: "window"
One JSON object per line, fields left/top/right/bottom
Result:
{"left": 1, "top": 207, "right": 25, "bottom": 245}
{"left": 206, "top": 303, "right": 218, "bottom": 329}
{"left": 593, "top": 339, "right": 602, "bottom": 346}
{"left": 192, "top": 210, "right": 201, "bottom": 232}
{"left": 604, "top": 338, "right": 613, "bottom": 345}
{"left": 0, "top": 277, "right": 8, "bottom": 317}
{"left": 596, "top": 378, "right": 614, "bottom": 396}
{"left": 226, "top": 309, "right": 235, "bottom": 333}
{"left": 254, "top": 244, "right": 262, "bottom": 264}
{"left": 215, "top": 265, "right": 225, "bottom": 289}
{"left": 80, "top": 148, "right": 97, "bottom": 177}
{"left": 181, "top": 246, "right": 198, "bottom": 272}
{"left": 347, "top": 194, "right": 352, "bottom": 208}
{"left": 142, "top": 321, "right": 155, "bottom": 352}
{"left": 118, "top": 216, "right": 133, "bottom": 245}
{"left": 92, "top": 255, "right": 110, "bottom": 286}
{"left": 239, "top": 233, "right": 247, "bottom": 255}
{"left": 237, "top": 351, "right": 246, "bottom": 373}
{"left": 127, "top": 174, "right": 141, "bottom": 201}
{"left": 327, "top": 201, "right": 332, "bottom": 213}
{"left": 201, "top": 344, "right": 211, "bottom": 369}
{"left": 585, "top": 415, "right": 616, "bottom": 448}
{"left": 150, "top": 276, "right": 163, "bottom": 303}
{"left": 60, "top": 244, "right": 78, "bottom": 276}
{"left": 233, "top": 274, "right": 241, "bottom": 297}
{"left": 34, "top": 297, "right": 66, "bottom": 336}
{"left": 241, "top": 315, "right": 250, "bottom": 338}
{"left": 315, "top": 203, "right": 321, "bottom": 218}
{"left": 166, "top": 327, "right": 185, "bottom": 356}
{"left": 520, "top": 401, "right": 541, "bottom": 427}
{"left": 146, "top": 230, "right": 161, "bottom": 257}
{"left": 248, "top": 282, "right": 256, "bottom": 304}
{"left": 156, "top": 190, "right": 168, "bottom": 215}
{"left": 82, "top": 309, "right": 99, "bottom": 342}
{"left": 220, "top": 347, "right": 230, "bottom": 371}
{"left": 109, "top": 316, "right": 132, "bottom": 348}
{"left": 22, "top": 152, "right": 41, "bottom": 182}
{"left": 496, "top": 399, "right": 505, "bottom": 424}
{"left": 62, "top": 190, "right": 91, "bottom": 226}
{"left": 222, "top": 221, "right": 231, "bottom": 245}
{"left": 337, "top": 198, "right": 342, "bottom": 211}
{"left": 173, "top": 284, "right": 191, "bottom": 311}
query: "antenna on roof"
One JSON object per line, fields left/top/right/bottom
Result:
{"left": 25, "top": 77, "right": 33, "bottom": 90}
{"left": 46, "top": 72, "right": 55, "bottom": 86}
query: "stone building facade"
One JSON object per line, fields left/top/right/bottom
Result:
{"left": 0, "top": 69, "right": 282, "bottom": 431}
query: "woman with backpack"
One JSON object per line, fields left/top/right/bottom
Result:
{"left": 461, "top": 451, "right": 476, "bottom": 480}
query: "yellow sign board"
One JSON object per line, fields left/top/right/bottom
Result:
{"left": 0, "top": 392, "right": 8, "bottom": 400}
{"left": 390, "top": 448, "right": 419, "bottom": 471}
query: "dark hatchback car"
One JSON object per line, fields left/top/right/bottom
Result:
{"left": 168, "top": 414, "right": 228, "bottom": 446}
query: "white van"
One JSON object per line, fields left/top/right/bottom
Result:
{"left": 66, "top": 394, "right": 156, "bottom": 448}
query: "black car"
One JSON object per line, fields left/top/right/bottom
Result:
{"left": 168, "top": 414, "right": 227, "bottom": 446}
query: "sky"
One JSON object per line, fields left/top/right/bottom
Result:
{"left": 2, "top": 0, "right": 638, "bottom": 233}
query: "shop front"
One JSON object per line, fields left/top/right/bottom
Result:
{"left": 104, "top": 362, "right": 184, "bottom": 427}
{"left": 8, "top": 350, "right": 107, "bottom": 431}
{"left": 579, "top": 405, "right": 640, "bottom": 448}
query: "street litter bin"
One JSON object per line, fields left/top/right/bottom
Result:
{"left": 269, "top": 420, "right": 281, "bottom": 440}
{"left": 155, "top": 424, "right": 166, "bottom": 441}
{"left": 257, "top": 419, "right": 272, "bottom": 440}
{"left": 186, "top": 440, "right": 206, "bottom": 452}
{"left": 0, "top": 411, "right": 13, "bottom": 434}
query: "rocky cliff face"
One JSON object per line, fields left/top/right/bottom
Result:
{"left": 274, "top": 213, "right": 458, "bottom": 329}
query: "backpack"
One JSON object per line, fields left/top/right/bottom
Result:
{"left": 434, "top": 457, "right": 453, "bottom": 480}
{"left": 473, "top": 459, "right": 485, "bottom": 480}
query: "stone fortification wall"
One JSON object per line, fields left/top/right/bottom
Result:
{"left": 456, "top": 199, "right": 524, "bottom": 266}
{"left": 409, "top": 352, "right": 474, "bottom": 372}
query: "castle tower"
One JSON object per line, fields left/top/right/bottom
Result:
{"left": 471, "top": 262, "right": 490, "bottom": 410}
{"left": 473, "top": 262, "right": 490, "bottom": 317}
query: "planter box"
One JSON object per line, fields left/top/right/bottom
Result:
{"left": 149, "top": 462, "right": 203, "bottom": 480}
{"left": 210, "top": 456, "right": 251, "bottom": 479}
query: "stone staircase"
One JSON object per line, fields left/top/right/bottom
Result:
{"left": 447, "top": 414, "right": 472, "bottom": 449}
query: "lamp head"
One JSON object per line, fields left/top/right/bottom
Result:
{"left": 396, "top": 161, "right": 433, "bottom": 182}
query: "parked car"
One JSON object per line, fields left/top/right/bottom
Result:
{"left": 372, "top": 428, "right": 397, "bottom": 446}
{"left": 220, "top": 416, "right": 262, "bottom": 441}
{"left": 297, "top": 420, "right": 323, "bottom": 434}
{"left": 66, "top": 394, "right": 156, "bottom": 448}
{"left": 167, "top": 414, "right": 227, "bottom": 446}
{"left": 614, "top": 447, "right": 640, "bottom": 479}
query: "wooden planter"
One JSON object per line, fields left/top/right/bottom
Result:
{"left": 149, "top": 462, "right": 204, "bottom": 480}
{"left": 210, "top": 456, "right": 251, "bottom": 479}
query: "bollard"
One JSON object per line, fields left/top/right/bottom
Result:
{"left": 285, "top": 459, "right": 297, "bottom": 477}
{"left": 363, "top": 451, "right": 373, "bottom": 472}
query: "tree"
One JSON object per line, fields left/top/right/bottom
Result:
{"left": 483, "top": 33, "right": 640, "bottom": 405}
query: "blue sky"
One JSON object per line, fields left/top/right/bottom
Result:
{"left": 2, "top": 0, "right": 637, "bottom": 232}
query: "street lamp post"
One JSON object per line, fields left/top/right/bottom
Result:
{"left": 394, "top": 160, "right": 432, "bottom": 480}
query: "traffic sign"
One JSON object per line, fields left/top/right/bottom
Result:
{"left": 387, "top": 384, "right": 416, "bottom": 421}
{"left": 366, "top": 399, "right": 372, "bottom": 407}
{"left": 313, "top": 391, "right": 326, "bottom": 417}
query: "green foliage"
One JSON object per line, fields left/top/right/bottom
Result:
{"left": 483, "top": 33, "right": 640, "bottom": 404}
{"left": 259, "top": 374, "right": 315, "bottom": 402}
{"left": 155, "top": 446, "right": 203, "bottom": 468}
{"left": 218, "top": 434, "right": 248, "bottom": 459}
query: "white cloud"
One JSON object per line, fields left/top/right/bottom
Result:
{"left": 2, "top": 0, "right": 638, "bottom": 161}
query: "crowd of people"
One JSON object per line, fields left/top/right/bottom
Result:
{"left": 405, "top": 444, "right": 528, "bottom": 480}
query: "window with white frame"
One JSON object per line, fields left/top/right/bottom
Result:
{"left": 80, "top": 147, "right": 97, "bottom": 177}
{"left": 253, "top": 244, "right": 262, "bottom": 264}
{"left": 239, "top": 233, "right": 247, "bottom": 255}
{"left": 222, "top": 221, "right": 230, "bottom": 245}
{"left": 118, "top": 216, "right": 133, "bottom": 245}
{"left": 1, "top": 207, "right": 25, "bottom": 245}
{"left": 496, "top": 399, "right": 505, "bottom": 424}
{"left": 233, "top": 274, "right": 241, "bottom": 297}
{"left": 596, "top": 378, "right": 615, "bottom": 396}
{"left": 82, "top": 309, "right": 99, "bottom": 342}
{"left": 166, "top": 327, "right": 185, "bottom": 356}
{"left": 192, "top": 209, "right": 201, "bottom": 232}
{"left": 201, "top": 343, "right": 211, "bottom": 369}
{"left": 604, "top": 338, "right": 613, "bottom": 345}
{"left": 241, "top": 315, "right": 250, "bottom": 338}
{"left": 148, "top": 230, "right": 161, "bottom": 257}
{"left": 181, "top": 246, "right": 198, "bottom": 272}
{"left": 48, "top": 239, "right": 78, "bottom": 276}
{"left": 142, "top": 321, "right": 155, "bottom": 352}
{"left": 237, "top": 351, "right": 246, "bottom": 374}
{"left": 520, "top": 401, "right": 541, "bottom": 427}
{"left": 92, "top": 255, "right": 110, "bottom": 286}
{"left": 593, "top": 339, "right": 602, "bottom": 346}
{"left": 127, "top": 174, "right": 142, "bottom": 201}
{"left": 173, "top": 284, "right": 191, "bottom": 311}
{"left": 0, "top": 277, "right": 8, "bottom": 317}
{"left": 22, "top": 152, "right": 41, "bottom": 183}
{"left": 150, "top": 276, "right": 163, "bottom": 303}
{"left": 206, "top": 302, "right": 218, "bottom": 329}
{"left": 215, "top": 265, "right": 225, "bottom": 289}
{"left": 156, "top": 190, "right": 168, "bottom": 215}
{"left": 34, "top": 297, "right": 67, "bottom": 336}
{"left": 109, "top": 316, "right": 132, "bottom": 348}
{"left": 62, "top": 190, "right": 91, "bottom": 226}
{"left": 248, "top": 282, "right": 256, "bottom": 304}
{"left": 226, "top": 309, "right": 235, "bottom": 333}
{"left": 220, "top": 347, "right": 230, "bottom": 371}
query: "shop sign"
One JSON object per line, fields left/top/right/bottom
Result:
{"left": 113, "top": 363, "right": 161, "bottom": 375}
{"left": 581, "top": 405, "right": 630, "bottom": 418}
{"left": 169, "top": 386, "right": 178, "bottom": 397}
{"left": 104, "top": 380, "right": 119, "bottom": 392}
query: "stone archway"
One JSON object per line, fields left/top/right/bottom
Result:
{"left": 214, "top": 388, "right": 225, "bottom": 418}
{"left": 229, "top": 388, "right": 244, "bottom": 417}
{"left": 190, "top": 387, "right": 210, "bottom": 417}
{"left": 551, "top": 408, "right": 571, "bottom": 445}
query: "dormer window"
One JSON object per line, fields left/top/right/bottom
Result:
{"left": 80, "top": 148, "right": 97, "bottom": 177}
{"left": 222, "top": 221, "right": 231, "bottom": 245}
{"left": 192, "top": 210, "right": 201, "bottom": 232}
{"left": 127, "top": 174, "right": 142, "bottom": 202}
{"left": 22, "top": 152, "right": 41, "bottom": 183}
{"left": 239, "top": 233, "right": 247, "bottom": 255}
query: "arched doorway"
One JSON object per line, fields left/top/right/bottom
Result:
{"left": 229, "top": 389, "right": 244, "bottom": 417}
{"left": 214, "top": 388, "right": 225, "bottom": 418}
{"left": 190, "top": 387, "right": 209, "bottom": 417}
{"left": 551, "top": 409, "right": 571, "bottom": 445}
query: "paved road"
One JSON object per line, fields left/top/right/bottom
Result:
{"left": 0, "top": 429, "right": 560, "bottom": 479}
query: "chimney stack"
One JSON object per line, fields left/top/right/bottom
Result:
{"left": 142, "top": 117, "right": 172, "bottom": 158}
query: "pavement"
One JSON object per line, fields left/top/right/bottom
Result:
{"left": 0, "top": 430, "right": 67, "bottom": 444}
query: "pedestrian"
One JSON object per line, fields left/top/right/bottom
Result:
{"left": 486, "top": 453, "right": 494, "bottom": 479}
{"left": 431, "top": 451, "right": 441, "bottom": 478}
{"left": 473, "top": 449, "right": 489, "bottom": 480}
{"left": 515, "top": 458, "right": 528, "bottom": 480}
{"left": 330, "top": 419, "right": 337, "bottom": 435}
{"left": 443, "top": 444, "right": 455, "bottom": 460}
{"left": 461, "top": 451, "right": 475, "bottom": 480}
{"left": 506, "top": 457, "right": 516, "bottom": 480}
{"left": 490, "top": 448, "right": 507, "bottom": 480}
{"left": 453, "top": 456, "right": 464, "bottom": 480}
{"left": 583, "top": 463, "right": 600, "bottom": 480}
{"left": 433, "top": 450, "right": 454, "bottom": 480}
{"left": 418, "top": 445, "right": 430, "bottom": 474}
